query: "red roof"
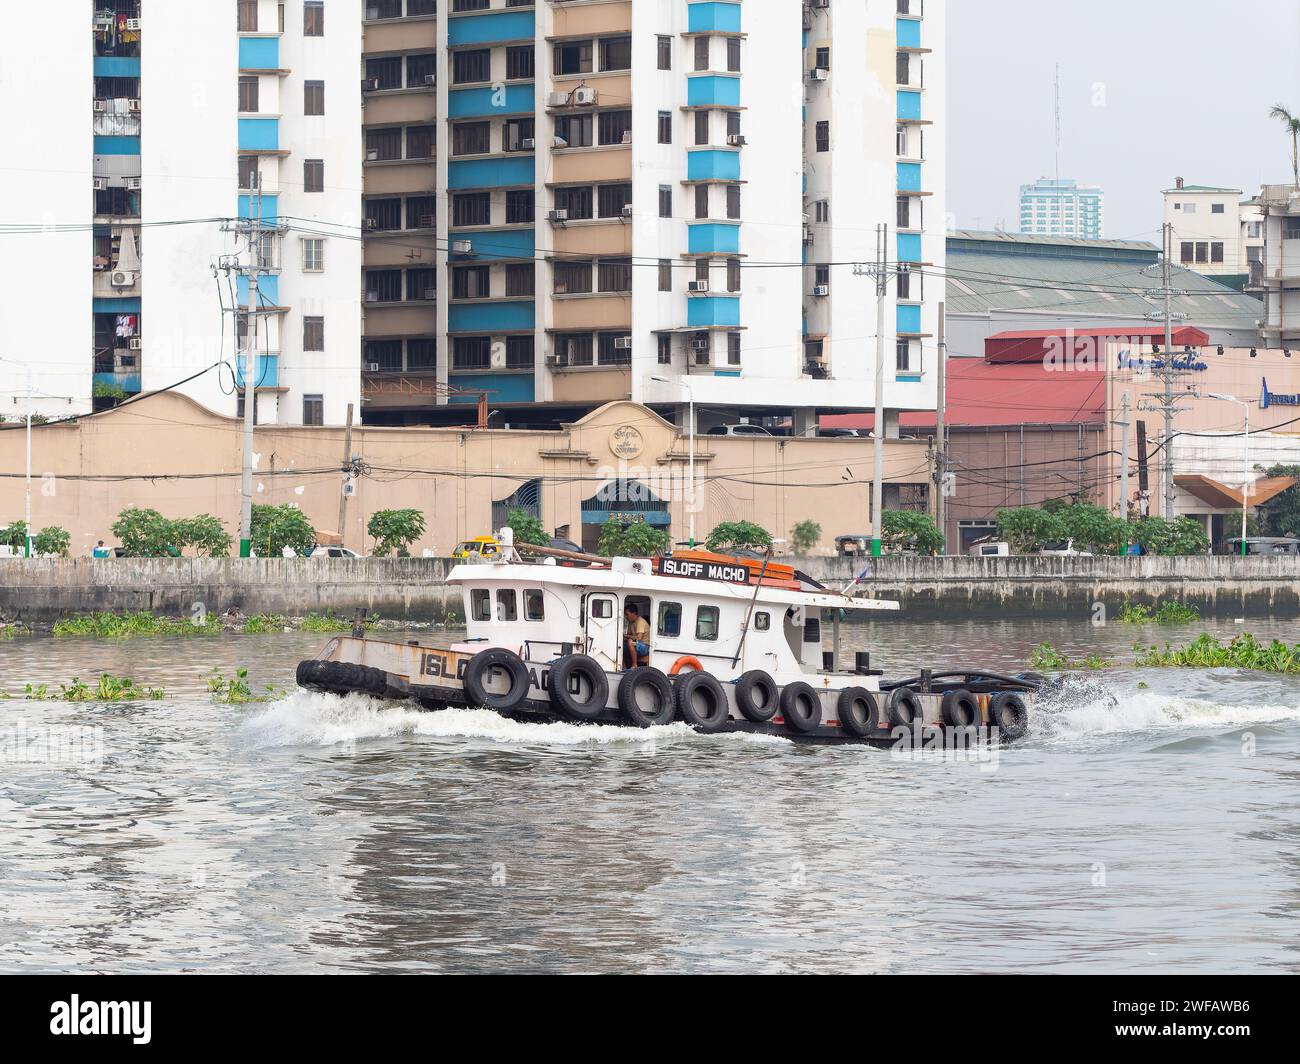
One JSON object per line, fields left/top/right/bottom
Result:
{"left": 984, "top": 326, "right": 1211, "bottom": 364}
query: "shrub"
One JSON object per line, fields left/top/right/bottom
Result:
{"left": 367, "top": 508, "right": 427, "bottom": 557}
{"left": 33, "top": 526, "right": 72, "bottom": 558}
{"left": 249, "top": 504, "right": 316, "bottom": 557}
{"left": 598, "top": 517, "right": 671, "bottom": 558}
{"left": 881, "top": 510, "right": 944, "bottom": 555}
{"left": 790, "top": 520, "right": 822, "bottom": 555}
{"left": 705, "top": 520, "right": 772, "bottom": 554}
{"left": 111, "top": 508, "right": 231, "bottom": 557}
{"left": 504, "top": 508, "right": 549, "bottom": 547}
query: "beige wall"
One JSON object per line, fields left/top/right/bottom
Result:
{"left": 0, "top": 396, "right": 928, "bottom": 558}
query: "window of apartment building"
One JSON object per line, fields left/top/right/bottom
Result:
{"left": 554, "top": 113, "right": 592, "bottom": 147}
{"left": 407, "top": 338, "right": 436, "bottom": 370}
{"left": 897, "top": 264, "right": 918, "bottom": 300}
{"left": 506, "top": 335, "right": 535, "bottom": 369}
{"left": 814, "top": 264, "right": 830, "bottom": 290}
{"left": 369, "top": 0, "right": 402, "bottom": 18}
{"left": 1285, "top": 219, "right": 1300, "bottom": 239}
{"left": 727, "top": 333, "right": 741, "bottom": 366}
{"left": 1183, "top": 202, "right": 1197, "bottom": 214}
{"left": 657, "top": 334, "right": 672, "bottom": 364}
{"left": 695, "top": 111, "right": 710, "bottom": 146}
{"left": 452, "top": 121, "right": 490, "bottom": 156}
{"left": 367, "top": 127, "right": 402, "bottom": 161}
{"left": 304, "top": 80, "right": 325, "bottom": 115}
{"left": 365, "top": 198, "right": 401, "bottom": 231}
{"left": 235, "top": 391, "right": 259, "bottom": 424}
{"left": 304, "top": 159, "right": 324, "bottom": 193}
{"left": 554, "top": 261, "right": 593, "bottom": 295}
{"left": 238, "top": 0, "right": 258, "bottom": 32}
{"left": 407, "top": 54, "right": 436, "bottom": 87}
{"left": 695, "top": 259, "right": 711, "bottom": 284}
{"left": 555, "top": 185, "right": 594, "bottom": 220}
{"left": 896, "top": 52, "right": 910, "bottom": 85}
{"left": 816, "top": 121, "right": 829, "bottom": 152}
{"left": 727, "top": 112, "right": 741, "bottom": 140}
{"left": 727, "top": 37, "right": 741, "bottom": 72}
{"left": 506, "top": 190, "right": 534, "bottom": 224}
{"left": 365, "top": 339, "right": 403, "bottom": 372}
{"left": 598, "top": 183, "right": 632, "bottom": 218}
{"left": 238, "top": 155, "right": 259, "bottom": 189}
{"left": 659, "top": 185, "right": 672, "bottom": 218}
{"left": 406, "top": 124, "right": 435, "bottom": 158}
{"left": 453, "top": 49, "right": 490, "bottom": 84}
{"left": 658, "top": 259, "right": 672, "bottom": 292}
{"left": 554, "top": 40, "right": 593, "bottom": 75}
{"left": 452, "top": 265, "right": 491, "bottom": 299}
{"left": 1195, "top": 241, "right": 1209, "bottom": 263}
{"left": 366, "top": 56, "right": 402, "bottom": 90}
{"left": 600, "top": 36, "right": 632, "bottom": 72}
{"left": 506, "top": 45, "right": 535, "bottom": 81}
{"left": 406, "top": 196, "right": 435, "bottom": 229}
{"left": 815, "top": 46, "right": 830, "bottom": 71}
{"left": 727, "top": 258, "right": 741, "bottom": 292}
{"left": 556, "top": 333, "right": 594, "bottom": 366}
{"left": 1180, "top": 242, "right": 1194, "bottom": 265}
{"left": 1212, "top": 203, "right": 1226, "bottom": 214}
{"left": 598, "top": 332, "right": 631, "bottom": 365}
{"left": 694, "top": 37, "right": 710, "bottom": 71}
{"left": 897, "top": 195, "right": 911, "bottom": 229}
{"left": 304, "top": 1, "right": 323, "bottom": 35}
{"left": 1211, "top": 242, "right": 1224, "bottom": 263}
{"left": 505, "top": 263, "right": 535, "bottom": 297}
{"left": 301, "top": 395, "right": 325, "bottom": 425}
{"left": 452, "top": 191, "right": 490, "bottom": 227}
{"left": 599, "top": 110, "right": 633, "bottom": 145}
{"left": 896, "top": 124, "right": 908, "bottom": 156}
{"left": 302, "top": 316, "right": 324, "bottom": 351}
{"left": 657, "top": 35, "right": 672, "bottom": 70}
{"left": 366, "top": 270, "right": 403, "bottom": 303}
{"left": 657, "top": 111, "right": 672, "bottom": 144}
{"left": 503, "top": 117, "right": 534, "bottom": 152}
{"left": 693, "top": 185, "right": 709, "bottom": 219}
{"left": 301, "top": 238, "right": 324, "bottom": 273}
{"left": 238, "top": 76, "right": 259, "bottom": 113}
{"left": 896, "top": 339, "right": 912, "bottom": 372}
{"left": 408, "top": 268, "right": 436, "bottom": 300}
{"left": 814, "top": 200, "right": 830, "bottom": 224}
{"left": 598, "top": 258, "right": 632, "bottom": 293}
{"left": 726, "top": 184, "right": 741, "bottom": 219}
{"left": 453, "top": 336, "right": 492, "bottom": 370}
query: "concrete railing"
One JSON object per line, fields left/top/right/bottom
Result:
{"left": 1, "top": 555, "right": 1298, "bottom": 621}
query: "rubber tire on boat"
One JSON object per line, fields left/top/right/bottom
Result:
{"left": 296, "top": 659, "right": 388, "bottom": 698}
{"left": 734, "top": 669, "right": 779, "bottom": 723}
{"left": 617, "top": 667, "right": 677, "bottom": 728}
{"left": 990, "top": 692, "right": 1030, "bottom": 740}
{"left": 463, "top": 648, "right": 530, "bottom": 713}
{"left": 780, "top": 682, "right": 823, "bottom": 734}
{"left": 674, "top": 671, "right": 730, "bottom": 733}
{"left": 548, "top": 654, "right": 610, "bottom": 722}
{"left": 941, "top": 688, "right": 981, "bottom": 728}
{"left": 837, "top": 687, "right": 880, "bottom": 738}
{"left": 886, "top": 687, "right": 923, "bottom": 727}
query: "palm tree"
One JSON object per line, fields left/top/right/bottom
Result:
{"left": 1270, "top": 104, "right": 1300, "bottom": 188}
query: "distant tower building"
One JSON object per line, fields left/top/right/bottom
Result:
{"left": 1019, "top": 178, "right": 1104, "bottom": 239}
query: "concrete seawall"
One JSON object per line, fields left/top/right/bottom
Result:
{"left": 1, "top": 556, "right": 1298, "bottom": 623}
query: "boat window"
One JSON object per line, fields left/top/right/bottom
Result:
{"left": 696, "top": 605, "right": 720, "bottom": 641}
{"left": 803, "top": 617, "right": 821, "bottom": 643}
{"left": 754, "top": 611, "right": 770, "bottom": 631}
{"left": 471, "top": 588, "right": 491, "bottom": 622}
{"left": 525, "top": 589, "right": 545, "bottom": 621}
{"left": 591, "top": 598, "right": 613, "bottom": 619}
{"left": 497, "top": 589, "right": 518, "bottom": 622}
{"left": 657, "top": 601, "right": 682, "bottom": 637}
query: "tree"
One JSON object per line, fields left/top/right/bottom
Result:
{"left": 1127, "top": 516, "right": 1210, "bottom": 556}
{"left": 881, "top": 510, "right": 944, "bottom": 555}
{"left": 598, "top": 516, "right": 671, "bottom": 558}
{"left": 705, "top": 520, "right": 772, "bottom": 553}
{"left": 1055, "top": 504, "right": 1123, "bottom": 554}
{"left": 1271, "top": 104, "right": 1300, "bottom": 188}
{"left": 33, "top": 526, "right": 71, "bottom": 558}
{"left": 504, "top": 507, "right": 548, "bottom": 547}
{"left": 367, "top": 508, "right": 427, "bottom": 557}
{"left": 1, "top": 521, "right": 27, "bottom": 553}
{"left": 249, "top": 504, "right": 316, "bottom": 557}
{"left": 1256, "top": 465, "right": 1300, "bottom": 538}
{"left": 175, "top": 515, "right": 232, "bottom": 557}
{"left": 997, "top": 507, "right": 1064, "bottom": 553}
{"left": 111, "top": 508, "right": 182, "bottom": 557}
{"left": 790, "top": 520, "right": 822, "bottom": 555}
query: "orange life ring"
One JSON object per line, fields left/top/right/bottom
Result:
{"left": 669, "top": 656, "right": 705, "bottom": 676}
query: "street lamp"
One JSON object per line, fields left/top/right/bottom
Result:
{"left": 0, "top": 358, "right": 34, "bottom": 558}
{"left": 1205, "top": 392, "right": 1250, "bottom": 558}
{"left": 652, "top": 376, "right": 696, "bottom": 547}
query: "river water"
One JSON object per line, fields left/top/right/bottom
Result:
{"left": 1, "top": 616, "right": 1298, "bottom": 974}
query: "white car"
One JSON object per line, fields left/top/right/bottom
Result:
{"left": 1036, "top": 540, "right": 1093, "bottom": 557}
{"left": 309, "top": 546, "right": 364, "bottom": 559}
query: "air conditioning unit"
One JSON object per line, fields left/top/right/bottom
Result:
{"left": 621, "top": 204, "right": 633, "bottom": 217}
{"left": 418, "top": 214, "right": 434, "bottom": 227}
{"left": 573, "top": 87, "right": 598, "bottom": 106}
{"left": 727, "top": 134, "right": 747, "bottom": 147}
{"left": 687, "top": 280, "right": 710, "bottom": 293}
{"left": 365, "top": 362, "right": 381, "bottom": 372}
{"left": 115, "top": 353, "right": 138, "bottom": 371}
{"left": 802, "top": 223, "right": 813, "bottom": 244}
{"left": 128, "top": 337, "right": 143, "bottom": 350}
{"left": 809, "top": 0, "right": 830, "bottom": 10}
{"left": 547, "top": 352, "right": 569, "bottom": 368}
{"left": 423, "top": 74, "right": 436, "bottom": 86}
{"left": 621, "top": 131, "right": 633, "bottom": 144}
{"left": 452, "top": 239, "right": 474, "bottom": 255}
{"left": 128, "top": 98, "right": 141, "bottom": 112}
{"left": 111, "top": 271, "right": 137, "bottom": 288}
{"left": 521, "top": 137, "right": 536, "bottom": 150}
{"left": 613, "top": 337, "right": 632, "bottom": 350}
{"left": 363, "top": 78, "right": 381, "bottom": 91}
{"left": 126, "top": 18, "right": 141, "bottom": 31}
{"left": 690, "top": 339, "right": 710, "bottom": 352}
{"left": 809, "top": 68, "right": 829, "bottom": 81}
{"left": 126, "top": 177, "right": 142, "bottom": 190}
{"left": 548, "top": 209, "right": 568, "bottom": 223}
{"left": 366, "top": 291, "right": 380, "bottom": 302}
{"left": 93, "top": 177, "right": 108, "bottom": 191}
{"left": 93, "top": 99, "right": 108, "bottom": 113}
{"left": 366, "top": 149, "right": 379, "bottom": 161}
{"left": 547, "top": 92, "right": 571, "bottom": 108}
{"left": 363, "top": 218, "right": 379, "bottom": 231}
{"left": 812, "top": 284, "right": 829, "bottom": 297}
{"left": 422, "top": 289, "right": 437, "bottom": 300}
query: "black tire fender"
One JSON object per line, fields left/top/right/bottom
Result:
{"left": 990, "top": 691, "right": 1030, "bottom": 740}
{"left": 734, "top": 669, "right": 779, "bottom": 723}
{"left": 548, "top": 654, "right": 610, "bottom": 721}
{"left": 887, "top": 687, "right": 923, "bottom": 727}
{"left": 617, "top": 667, "right": 676, "bottom": 728}
{"left": 463, "top": 648, "right": 531, "bottom": 712}
{"left": 674, "top": 671, "right": 730, "bottom": 733}
{"left": 836, "top": 687, "right": 880, "bottom": 738}
{"left": 941, "top": 688, "right": 981, "bottom": 728}
{"left": 780, "top": 681, "right": 823, "bottom": 734}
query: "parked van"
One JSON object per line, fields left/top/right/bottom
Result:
{"left": 968, "top": 541, "right": 1011, "bottom": 558}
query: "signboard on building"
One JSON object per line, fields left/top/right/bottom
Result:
{"left": 1261, "top": 379, "right": 1300, "bottom": 410}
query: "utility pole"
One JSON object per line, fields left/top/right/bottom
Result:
{"left": 934, "top": 301, "right": 948, "bottom": 553}
{"left": 239, "top": 177, "right": 262, "bottom": 557}
{"left": 337, "top": 402, "right": 355, "bottom": 541}
{"left": 1116, "top": 391, "right": 1131, "bottom": 523}
{"left": 855, "top": 223, "right": 891, "bottom": 558}
{"left": 23, "top": 363, "right": 32, "bottom": 558}
{"left": 1140, "top": 222, "right": 1191, "bottom": 520}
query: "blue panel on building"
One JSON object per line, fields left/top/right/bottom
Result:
{"left": 687, "top": 296, "right": 741, "bottom": 328}
{"left": 687, "top": 2, "right": 742, "bottom": 33}
{"left": 448, "top": 156, "right": 535, "bottom": 189}
{"left": 93, "top": 372, "right": 142, "bottom": 394}
{"left": 448, "top": 373, "right": 535, "bottom": 404}
{"left": 447, "top": 9, "right": 535, "bottom": 46}
{"left": 687, "top": 149, "right": 741, "bottom": 182}
{"left": 235, "top": 354, "right": 280, "bottom": 389}
{"left": 93, "top": 136, "right": 140, "bottom": 156}
{"left": 897, "top": 162, "right": 922, "bottom": 192}
{"left": 92, "top": 297, "right": 142, "bottom": 313}
{"left": 896, "top": 17, "right": 922, "bottom": 49}
{"left": 687, "top": 223, "right": 741, "bottom": 256}
{"left": 447, "top": 83, "right": 535, "bottom": 118}
{"left": 583, "top": 507, "right": 671, "bottom": 526}
{"left": 896, "top": 304, "right": 922, "bottom": 334}
{"left": 448, "top": 301, "right": 536, "bottom": 332}
{"left": 897, "top": 233, "right": 923, "bottom": 263}
{"left": 238, "top": 118, "right": 279, "bottom": 151}
{"left": 237, "top": 194, "right": 281, "bottom": 223}
{"left": 448, "top": 228, "right": 535, "bottom": 261}
{"left": 93, "top": 56, "right": 140, "bottom": 78}
{"left": 236, "top": 274, "right": 281, "bottom": 306}
{"left": 897, "top": 90, "right": 921, "bottom": 121}
{"left": 687, "top": 74, "right": 741, "bottom": 108}
{"left": 239, "top": 36, "right": 280, "bottom": 69}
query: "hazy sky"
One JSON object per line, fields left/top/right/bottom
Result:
{"left": 948, "top": 0, "right": 1300, "bottom": 242}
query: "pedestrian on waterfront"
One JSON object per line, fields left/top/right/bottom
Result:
{"left": 92, "top": 540, "right": 111, "bottom": 559}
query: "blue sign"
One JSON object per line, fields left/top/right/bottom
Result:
{"left": 1261, "top": 378, "right": 1300, "bottom": 410}
{"left": 1117, "top": 351, "right": 1209, "bottom": 373}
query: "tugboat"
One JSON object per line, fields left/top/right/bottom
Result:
{"left": 296, "top": 529, "right": 1041, "bottom": 745}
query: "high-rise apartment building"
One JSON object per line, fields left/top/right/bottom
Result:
{"left": 1019, "top": 177, "right": 1104, "bottom": 240}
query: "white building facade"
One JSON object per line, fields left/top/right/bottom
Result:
{"left": 1019, "top": 177, "right": 1104, "bottom": 239}
{"left": 1162, "top": 179, "right": 1263, "bottom": 285}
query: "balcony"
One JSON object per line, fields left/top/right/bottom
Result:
{"left": 94, "top": 4, "right": 141, "bottom": 59}
{"left": 235, "top": 354, "right": 281, "bottom": 390}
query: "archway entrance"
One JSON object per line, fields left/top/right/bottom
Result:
{"left": 580, "top": 479, "right": 670, "bottom": 552}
